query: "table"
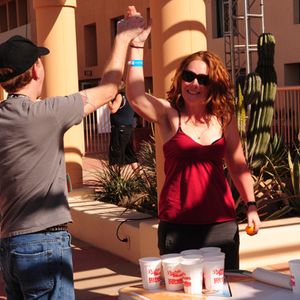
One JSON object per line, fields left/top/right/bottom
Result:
{"left": 118, "top": 267, "right": 299, "bottom": 300}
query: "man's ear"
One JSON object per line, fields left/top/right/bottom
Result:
{"left": 31, "top": 58, "right": 41, "bottom": 80}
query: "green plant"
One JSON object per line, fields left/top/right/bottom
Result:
{"left": 92, "top": 131, "right": 158, "bottom": 216}
{"left": 235, "top": 136, "right": 300, "bottom": 222}
{"left": 93, "top": 163, "right": 142, "bottom": 207}
{"left": 236, "top": 33, "right": 277, "bottom": 170}
{"left": 136, "top": 136, "right": 158, "bottom": 215}
{"left": 233, "top": 33, "right": 300, "bottom": 220}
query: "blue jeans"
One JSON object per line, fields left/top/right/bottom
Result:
{"left": 0, "top": 231, "right": 74, "bottom": 300}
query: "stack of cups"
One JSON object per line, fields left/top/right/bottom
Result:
{"left": 199, "top": 247, "right": 222, "bottom": 255}
{"left": 201, "top": 250, "right": 225, "bottom": 293}
{"left": 162, "top": 256, "right": 183, "bottom": 291}
{"left": 288, "top": 259, "right": 300, "bottom": 295}
{"left": 138, "top": 257, "right": 161, "bottom": 290}
{"left": 180, "top": 254, "right": 204, "bottom": 295}
{"left": 180, "top": 249, "right": 202, "bottom": 256}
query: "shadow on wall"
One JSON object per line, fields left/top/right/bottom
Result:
{"left": 65, "top": 147, "right": 84, "bottom": 188}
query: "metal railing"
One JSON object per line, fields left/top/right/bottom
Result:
{"left": 83, "top": 105, "right": 110, "bottom": 155}
{"left": 83, "top": 86, "right": 300, "bottom": 155}
{"left": 272, "top": 86, "right": 300, "bottom": 146}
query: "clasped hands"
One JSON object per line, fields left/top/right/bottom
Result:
{"left": 117, "top": 6, "right": 151, "bottom": 46}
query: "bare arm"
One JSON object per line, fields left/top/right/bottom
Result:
{"left": 124, "top": 11, "right": 172, "bottom": 124}
{"left": 81, "top": 6, "right": 145, "bottom": 116}
{"left": 126, "top": 46, "right": 170, "bottom": 124}
{"left": 224, "top": 115, "right": 261, "bottom": 232}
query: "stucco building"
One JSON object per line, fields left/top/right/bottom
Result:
{"left": 0, "top": 0, "right": 299, "bottom": 187}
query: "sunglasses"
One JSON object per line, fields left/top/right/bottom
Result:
{"left": 182, "top": 70, "right": 210, "bottom": 86}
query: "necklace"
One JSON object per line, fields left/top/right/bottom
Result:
{"left": 186, "top": 120, "right": 210, "bottom": 140}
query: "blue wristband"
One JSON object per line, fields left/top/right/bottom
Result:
{"left": 128, "top": 59, "right": 143, "bottom": 67}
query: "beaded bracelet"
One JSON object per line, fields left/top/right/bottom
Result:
{"left": 128, "top": 59, "right": 144, "bottom": 67}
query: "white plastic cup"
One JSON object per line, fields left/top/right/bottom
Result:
{"left": 203, "top": 252, "right": 225, "bottom": 292}
{"left": 161, "top": 253, "right": 182, "bottom": 260}
{"left": 181, "top": 257, "right": 204, "bottom": 295}
{"left": 162, "top": 256, "right": 183, "bottom": 291}
{"left": 199, "top": 247, "right": 221, "bottom": 254}
{"left": 138, "top": 257, "right": 161, "bottom": 290}
{"left": 182, "top": 254, "right": 203, "bottom": 262}
{"left": 289, "top": 259, "right": 300, "bottom": 294}
{"left": 180, "top": 249, "right": 202, "bottom": 256}
{"left": 160, "top": 253, "right": 182, "bottom": 282}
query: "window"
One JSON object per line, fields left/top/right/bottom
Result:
{"left": 0, "top": 0, "right": 28, "bottom": 33}
{"left": 18, "top": 0, "right": 28, "bottom": 26}
{"left": 144, "top": 76, "right": 153, "bottom": 94}
{"left": 284, "top": 63, "right": 300, "bottom": 86}
{"left": 294, "top": 0, "right": 300, "bottom": 24}
{"left": 212, "top": 0, "right": 238, "bottom": 38}
{"left": 8, "top": 0, "right": 17, "bottom": 29}
{"left": 0, "top": 4, "right": 8, "bottom": 32}
{"left": 215, "top": 0, "right": 224, "bottom": 38}
{"left": 146, "top": 7, "right": 151, "bottom": 49}
{"left": 84, "top": 23, "right": 98, "bottom": 67}
{"left": 111, "top": 15, "right": 123, "bottom": 46}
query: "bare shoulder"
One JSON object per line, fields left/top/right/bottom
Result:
{"left": 158, "top": 104, "right": 180, "bottom": 143}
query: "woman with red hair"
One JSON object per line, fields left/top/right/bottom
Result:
{"left": 126, "top": 24, "right": 260, "bottom": 269}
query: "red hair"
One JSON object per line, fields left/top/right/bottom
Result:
{"left": 167, "top": 51, "right": 235, "bottom": 127}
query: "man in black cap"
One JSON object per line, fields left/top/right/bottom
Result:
{"left": 0, "top": 6, "right": 145, "bottom": 299}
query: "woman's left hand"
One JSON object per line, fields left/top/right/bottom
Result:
{"left": 246, "top": 205, "right": 261, "bottom": 235}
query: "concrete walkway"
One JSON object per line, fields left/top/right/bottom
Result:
{"left": 0, "top": 237, "right": 142, "bottom": 300}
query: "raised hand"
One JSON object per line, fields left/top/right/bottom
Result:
{"left": 117, "top": 6, "right": 145, "bottom": 43}
{"left": 127, "top": 6, "right": 151, "bottom": 47}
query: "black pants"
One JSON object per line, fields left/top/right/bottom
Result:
{"left": 158, "top": 220, "right": 240, "bottom": 270}
{"left": 109, "top": 125, "right": 138, "bottom": 165}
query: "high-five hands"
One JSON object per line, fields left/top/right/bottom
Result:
{"left": 116, "top": 6, "right": 146, "bottom": 42}
{"left": 126, "top": 6, "right": 152, "bottom": 47}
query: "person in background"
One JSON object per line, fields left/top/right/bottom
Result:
{"left": 108, "top": 81, "right": 139, "bottom": 170}
{"left": 125, "top": 18, "right": 260, "bottom": 270}
{"left": 0, "top": 6, "right": 144, "bottom": 299}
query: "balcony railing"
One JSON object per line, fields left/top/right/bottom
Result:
{"left": 272, "top": 86, "right": 300, "bottom": 146}
{"left": 83, "top": 86, "right": 300, "bottom": 155}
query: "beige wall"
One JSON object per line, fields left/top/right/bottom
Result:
{"left": 75, "top": 0, "right": 151, "bottom": 83}
{"left": 74, "top": 0, "right": 300, "bottom": 87}
{"left": 1, "top": 0, "right": 300, "bottom": 89}
{"left": 264, "top": 1, "right": 300, "bottom": 85}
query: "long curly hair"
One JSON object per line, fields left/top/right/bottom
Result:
{"left": 166, "top": 51, "right": 235, "bottom": 127}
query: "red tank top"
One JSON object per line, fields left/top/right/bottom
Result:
{"left": 159, "top": 116, "right": 236, "bottom": 224}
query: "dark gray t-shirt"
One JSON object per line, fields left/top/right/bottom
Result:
{"left": 0, "top": 93, "right": 84, "bottom": 238}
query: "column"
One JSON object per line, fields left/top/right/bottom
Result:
{"left": 33, "top": 0, "right": 84, "bottom": 188}
{"left": 149, "top": 0, "right": 207, "bottom": 195}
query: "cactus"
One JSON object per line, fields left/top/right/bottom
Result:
{"left": 236, "top": 33, "right": 277, "bottom": 169}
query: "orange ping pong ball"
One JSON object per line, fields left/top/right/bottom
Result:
{"left": 245, "top": 225, "right": 255, "bottom": 236}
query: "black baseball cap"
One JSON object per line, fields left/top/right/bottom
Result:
{"left": 0, "top": 35, "right": 49, "bottom": 83}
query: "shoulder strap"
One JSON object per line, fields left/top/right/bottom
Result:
{"left": 177, "top": 109, "right": 182, "bottom": 131}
